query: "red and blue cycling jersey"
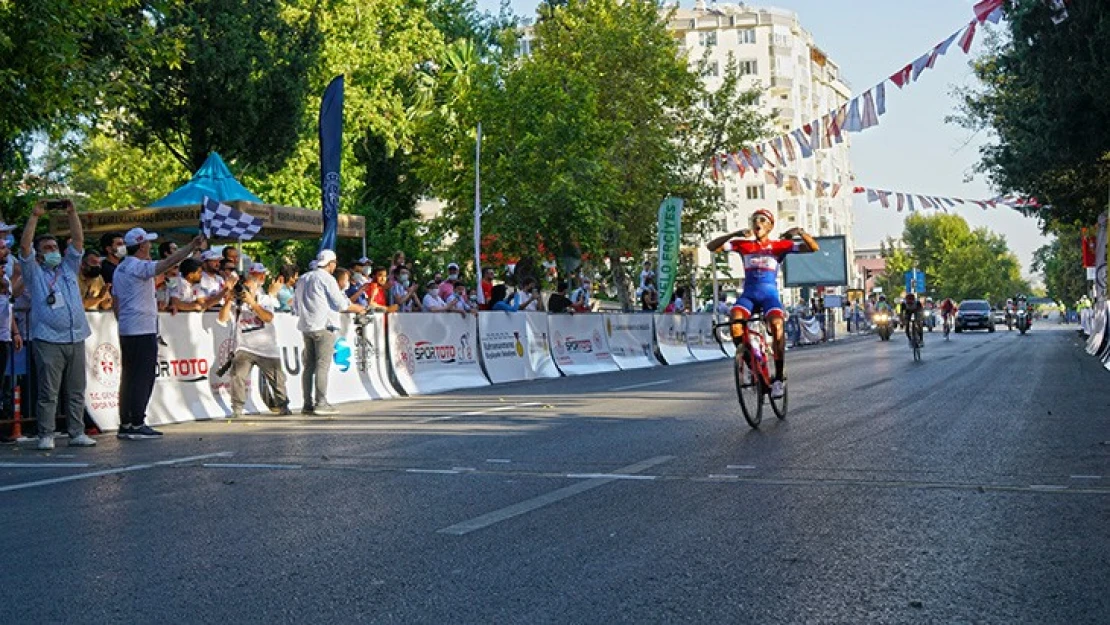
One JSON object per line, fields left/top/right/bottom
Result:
{"left": 725, "top": 238, "right": 802, "bottom": 318}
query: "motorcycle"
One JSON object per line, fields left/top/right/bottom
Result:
{"left": 873, "top": 311, "right": 894, "bottom": 341}
{"left": 1015, "top": 308, "right": 1030, "bottom": 335}
{"left": 923, "top": 309, "right": 937, "bottom": 332}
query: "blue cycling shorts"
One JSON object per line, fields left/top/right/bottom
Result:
{"left": 732, "top": 283, "right": 785, "bottom": 319}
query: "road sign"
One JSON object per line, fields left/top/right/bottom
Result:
{"left": 904, "top": 269, "right": 926, "bottom": 294}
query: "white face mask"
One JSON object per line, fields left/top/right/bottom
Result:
{"left": 115, "top": 245, "right": 128, "bottom": 258}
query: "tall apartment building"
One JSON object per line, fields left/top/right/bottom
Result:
{"left": 667, "top": 2, "right": 856, "bottom": 294}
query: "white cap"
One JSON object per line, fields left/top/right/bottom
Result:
{"left": 124, "top": 227, "right": 158, "bottom": 246}
{"left": 201, "top": 250, "right": 221, "bottom": 261}
{"left": 248, "top": 262, "right": 268, "bottom": 275}
{"left": 447, "top": 262, "right": 459, "bottom": 271}
{"left": 355, "top": 256, "right": 370, "bottom": 265}
{"left": 316, "top": 249, "right": 337, "bottom": 266}
{"left": 308, "top": 260, "right": 318, "bottom": 270}
{"left": 0, "top": 222, "right": 15, "bottom": 233}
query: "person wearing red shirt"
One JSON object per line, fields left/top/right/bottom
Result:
{"left": 479, "top": 267, "right": 494, "bottom": 310}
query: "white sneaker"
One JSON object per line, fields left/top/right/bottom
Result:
{"left": 771, "top": 380, "right": 785, "bottom": 399}
{"left": 68, "top": 434, "right": 97, "bottom": 447}
{"left": 37, "top": 435, "right": 55, "bottom": 451}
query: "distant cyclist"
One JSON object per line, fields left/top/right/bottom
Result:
{"left": 901, "top": 293, "right": 926, "bottom": 346}
{"left": 706, "top": 209, "right": 819, "bottom": 399}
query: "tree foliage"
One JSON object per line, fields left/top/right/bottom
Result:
{"left": 414, "top": 0, "right": 766, "bottom": 307}
{"left": 953, "top": 0, "right": 1110, "bottom": 229}
{"left": 879, "top": 213, "right": 1028, "bottom": 304}
{"left": 1031, "top": 226, "right": 1087, "bottom": 306}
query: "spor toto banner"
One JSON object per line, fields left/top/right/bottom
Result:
{"left": 654, "top": 314, "right": 696, "bottom": 365}
{"left": 389, "top": 312, "right": 490, "bottom": 395}
{"left": 546, "top": 314, "right": 619, "bottom": 376}
{"left": 656, "top": 197, "right": 683, "bottom": 311}
{"left": 603, "top": 314, "right": 659, "bottom": 369}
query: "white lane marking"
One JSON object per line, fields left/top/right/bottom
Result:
{"left": 1070, "top": 475, "right": 1102, "bottom": 480}
{"left": 708, "top": 474, "right": 740, "bottom": 479}
{"left": 417, "top": 402, "right": 544, "bottom": 423}
{"left": 726, "top": 465, "right": 756, "bottom": 470}
{"left": 565, "top": 473, "right": 656, "bottom": 481}
{"left": 406, "top": 468, "right": 461, "bottom": 475}
{"left": 611, "top": 379, "right": 673, "bottom": 392}
{"left": 485, "top": 459, "right": 511, "bottom": 464}
{"left": 438, "top": 455, "right": 674, "bottom": 536}
{"left": 0, "top": 452, "right": 232, "bottom": 494}
{"left": 203, "top": 463, "right": 302, "bottom": 470}
{"left": 1029, "top": 485, "right": 1068, "bottom": 491}
{"left": 0, "top": 462, "right": 92, "bottom": 469}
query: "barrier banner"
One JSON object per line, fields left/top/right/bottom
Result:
{"left": 603, "top": 314, "right": 659, "bottom": 369}
{"left": 389, "top": 313, "right": 489, "bottom": 394}
{"left": 686, "top": 314, "right": 727, "bottom": 361}
{"left": 524, "top": 312, "right": 561, "bottom": 379}
{"left": 654, "top": 314, "right": 697, "bottom": 365}
{"left": 84, "top": 312, "right": 397, "bottom": 431}
{"left": 547, "top": 314, "right": 620, "bottom": 376}
{"left": 478, "top": 311, "right": 531, "bottom": 383}
{"left": 798, "top": 314, "right": 823, "bottom": 344}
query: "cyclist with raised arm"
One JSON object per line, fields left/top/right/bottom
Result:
{"left": 706, "top": 209, "right": 819, "bottom": 399}
{"left": 939, "top": 297, "right": 958, "bottom": 333}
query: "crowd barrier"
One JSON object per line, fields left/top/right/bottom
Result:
{"left": 1083, "top": 301, "right": 1110, "bottom": 371}
{"left": 70, "top": 311, "right": 733, "bottom": 431}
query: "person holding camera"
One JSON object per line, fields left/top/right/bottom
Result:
{"left": 510, "top": 276, "right": 544, "bottom": 312}
{"left": 112, "top": 227, "right": 205, "bottom": 439}
{"left": 218, "top": 264, "right": 290, "bottom": 418}
{"left": 18, "top": 200, "right": 96, "bottom": 449}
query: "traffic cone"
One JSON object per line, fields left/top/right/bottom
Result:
{"left": 11, "top": 385, "right": 21, "bottom": 439}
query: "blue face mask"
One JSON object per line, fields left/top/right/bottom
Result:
{"left": 43, "top": 251, "right": 62, "bottom": 268}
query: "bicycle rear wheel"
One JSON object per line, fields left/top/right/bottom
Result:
{"left": 733, "top": 349, "right": 763, "bottom": 428}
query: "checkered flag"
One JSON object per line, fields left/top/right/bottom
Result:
{"left": 201, "top": 196, "right": 263, "bottom": 240}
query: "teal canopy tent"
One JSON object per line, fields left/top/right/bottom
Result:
{"left": 148, "top": 152, "right": 262, "bottom": 207}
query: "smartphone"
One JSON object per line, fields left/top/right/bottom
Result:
{"left": 45, "top": 199, "right": 70, "bottom": 211}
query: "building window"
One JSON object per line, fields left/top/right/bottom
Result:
{"left": 773, "top": 33, "right": 791, "bottom": 47}
{"left": 738, "top": 28, "right": 756, "bottom": 44}
{"left": 518, "top": 38, "right": 531, "bottom": 57}
{"left": 746, "top": 185, "right": 765, "bottom": 200}
{"left": 707, "top": 61, "right": 719, "bottom": 77}
{"left": 699, "top": 31, "right": 718, "bottom": 47}
{"left": 738, "top": 60, "right": 757, "bottom": 76}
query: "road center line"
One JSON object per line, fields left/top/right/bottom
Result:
{"left": 437, "top": 455, "right": 674, "bottom": 536}
{"left": 0, "top": 452, "right": 232, "bottom": 494}
{"left": 1070, "top": 475, "right": 1102, "bottom": 480}
{"left": 203, "top": 463, "right": 302, "bottom": 470}
{"left": 418, "top": 402, "right": 544, "bottom": 423}
{"left": 611, "top": 379, "right": 673, "bottom": 392}
{"left": 0, "top": 462, "right": 92, "bottom": 469}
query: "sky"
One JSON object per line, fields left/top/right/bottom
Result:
{"left": 474, "top": 0, "right": 1046, "bottom": 279}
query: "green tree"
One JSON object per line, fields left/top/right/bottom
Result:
{"left": 1031, "top": 227, "right": 1087, "bottom": 306}
{"left": 415, "top": 0, "right": 765, "bottom": 308}
{"left": 882, "top": 213, "right": 1028, "bottom": 303}
{"left": 953, "top": 0, "right": 1110, "bottom": 228}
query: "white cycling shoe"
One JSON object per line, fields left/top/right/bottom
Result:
{"left": 770, "top": 380, "right": 785, "bottom": 399}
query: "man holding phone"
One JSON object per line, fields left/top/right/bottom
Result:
{"left": 19, "top": 199, "right": 96, "bottom": 450}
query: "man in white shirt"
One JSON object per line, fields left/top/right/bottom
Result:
{"left": 219, "top": 264, "right": 290, "bottom": 418}
{"left": 197, "top": 249, "right": 226, "bottom": 301}
{"left": 171, "top": 257, "right": 224, "bottom": 312}
{"left": 570, "top": 278, "right": 592, "bottom": 312}
{"left": 292, "top": 249, "right": 365, "bottom": 415}
{"left": 112, "top": 227, "right": 205, "bottom": 439}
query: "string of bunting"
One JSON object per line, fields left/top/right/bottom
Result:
{"left": 854, "top": 186, "right": 1044, "bottom": 213}
{"left": 709, "top": 0, "right": 1071, "bottom": 181}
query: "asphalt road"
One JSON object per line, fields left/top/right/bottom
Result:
{"left": 1, "top": 323, "right": 1107, "bottom": 624}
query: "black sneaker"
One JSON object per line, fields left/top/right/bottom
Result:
{"left": 116, "top": 425, "right": 136, "bottom": 440}
{"left": 276, "top": 406, "right": 293, "bottom": 416}
{"left": 131, "top": 425, "right": 163, "bottom": 439}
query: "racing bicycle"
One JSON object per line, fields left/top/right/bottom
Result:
{"left": 716, "top": 314, "right": 786, "bottom": 428}
{"left": 908, "top": 321, "right": 924, "bottom": 362}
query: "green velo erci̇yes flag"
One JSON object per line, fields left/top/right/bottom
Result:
{"left": 656, "top": 197, "right": 683, "bottom": 310}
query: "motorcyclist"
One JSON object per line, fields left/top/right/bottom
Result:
{"left": 901, "top": 293, "right": 925, "bottom": 345}
{"left": 923, "top": 297, "right": 937, "bottom": 330}
{"left": 1014, "top": 294, "right": 1032, "bottom": 329}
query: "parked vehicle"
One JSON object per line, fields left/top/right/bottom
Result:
{"left": 955, "top": 300, "right": 995, "bottom": 333}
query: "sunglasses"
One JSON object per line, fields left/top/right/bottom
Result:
{"left": 751, "top": 215, "right": 772, "bottom": 225}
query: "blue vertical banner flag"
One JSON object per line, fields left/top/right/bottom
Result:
{"left": 904, "top": 268, "right": 926, "bottom": 294}
{"left": 318, "top": 75, "right": 344, "bottom": 253}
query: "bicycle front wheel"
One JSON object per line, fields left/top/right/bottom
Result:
{"left": 734, "top": 349, "right": 763, "bottom": 428}
{"left": 769, "top": 377, "right": 787, "bottom": 419}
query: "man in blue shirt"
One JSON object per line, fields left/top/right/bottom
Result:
{"left": 18, "top": 200, "right": 96, "bottom": 450}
